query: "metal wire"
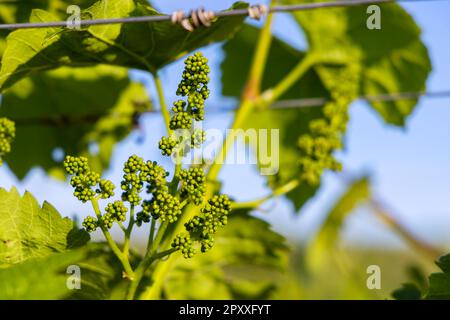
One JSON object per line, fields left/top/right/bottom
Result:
{"left": 0, "top": 0, "right": 445, "bottom": 30}
{"left": 10, "top": 90, "right": 450, "bottom": 126}
{"left": 270, "top": 90, "right": 450, "bottom": 109}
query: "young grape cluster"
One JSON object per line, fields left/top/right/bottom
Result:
{"left": 173, "top": 194, "right": 232, "bottom": 256}
{"left": 0, "top": 118, "right": 15, "bottom": 166}
{"left": 177, "top": 167, "right": 206, "bottom": 205}
{"left": 159, "top": 52, "right": 210, "bottom": 157}
{"left": 297, "top": 65, "right": 359, "bottom": 185}
{"left": 82, "top": 216, "right": 98, "bottom": 233}
{"left": 64, "top": 156, "right": 115, "bottom": 203}
{"left": 171, "top": 233, "right": 195, "bottom": 259}
{"left": 67, "top": 53, "right": 231, "bottom": 260}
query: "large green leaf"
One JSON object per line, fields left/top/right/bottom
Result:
{"left": 164, "top": 210, "right": 289, "bottom": 299}
{"left": 0, "top": 65, "right": 149, "bottom": 179}
{"left": 0, "top": 249, "right": 86, "bottom": 299}
{"left": 0, "top": 0, "right": 248, "bottom": 90}
{"left": 0, "top": 187, "right": 89, "bottom": 266}
{"left": 285, "top": 0, "right": 431, "bottom": 125}
{"left": 426, "top": 254, "right": 450, "bottom": 299}
{"left": 67, "top": 242, "right": 141, "bottom": 300}
{"left": 392, "top": 254, "right": 450, "bottom": 300}
{"left": 0, "top": 0, "right": 98, "bottom": 58}
{"left": 222, "top": 24, "right": 330, "bottom": 211}
{"left": 392, "top": 283, "right": 422, "bottom": 300}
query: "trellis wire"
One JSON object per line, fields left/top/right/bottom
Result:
{"left": 0, "top": 0, "right": 446, "bottom": 30}
{"left": 270, "top": 90, "right": 450, "bottom": 109}
{"left": 10, "top": 90, "right": 450, "bottom": 126}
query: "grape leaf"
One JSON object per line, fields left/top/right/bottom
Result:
{"left": 0, "top": 187, "right": 89, "bottom": 267}
{"left": 392, "top": 254, "right": 450, "bottom": 300}
{"left": 221, "top": 24, "right": 330, "bottom": 211}
{"left": 67, "top": 242, "right": 142, "bottom": 300}
{"left": 426, "top": 254, "right": 450, "bottom": 300}
{"left": 0, "top": 0, "right": 248, "bottom": 91}
{"left": 0, "top": 0, "right": 98, "bottom": 58}
{"left": 163, "top": 210, "right": 289, "bottom": 299}
{"left": 284, "top": 0, "right": 431, "bottom": 125}
{"left": 0, "top": 65, "right": 150, "bottom": 179}
{"left": 0, "top": 249, "right": 86, "bottom": 300}
{"left": 392, "top": 283, "right": 422, "bottom": 300}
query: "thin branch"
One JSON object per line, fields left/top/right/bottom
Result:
{"left": 153, "top": 74, "right": 172, "bottom": 135}
{"left": 123, "top": 205, "right": 135, "bottom": 258}
{"left": 232, "top": 179, "right": 300, "bottom": 210}
{"left": 206, "top": 4, "right": 275, "bottom": 181}
{"left": 369, "top": 198, "right": 442, "bottom": 260}
{"left": 91, "top": 198, "right": 135, "bottom": 279}
{"left": 258, "top": 54, "right": 316, "bottom": 107}
{"left": 9, "top": 90, "right": 450, "bottom": 127}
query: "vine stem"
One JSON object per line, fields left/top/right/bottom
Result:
{"left": 139, "top": 8, "right": 278, "bottom": 300}
{"left": 138, "top": 204, "right": 197, "bottom": 300}
{"left": 231, "top": 179, "right": 300, "bottom": 209}
{"left": 206, "top": 6, "right": 275, "bottom": 181}
{"left": 126, "top": 221, "right": 170, "bottom": 299}
{"left": 123, "top": 205, "right": 135, "bottom": 257}
{"left": 146, "top": 218, "right": 156, "bottom": 253}
{"left": 91, "top": 198, "right": 135, "bottom": 279}
{"left": 154, "top": 73, "right": 172, "bottom": 135}
{"left": 369, "top": 199, "right": 441, "bottom": 260}
{"left": 139, "top": 251, "right": 177, "bottom": 299}
{"left": 258, "top": 53, "right": 316, "bottom": 106}
{"left": 125, "top": 247, "right": 177, "bottom": 300}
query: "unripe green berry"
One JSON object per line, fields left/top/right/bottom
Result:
{"left": 82, "top": 216, "right": 98, "bottom": 233}
{"left": 105, "top": 200, "right": 128, "bottom": 222}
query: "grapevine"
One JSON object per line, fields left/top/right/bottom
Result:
{"left": 0, "top": 0, "right": 441, "bottom": 302}
{"left": 60, "top": 53, "right": 232, "bottom": 299}
{"left": 298, "top": 65, "right": 359, "bottom": 185}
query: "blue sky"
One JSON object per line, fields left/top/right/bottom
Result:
{"left": 0, "top": 0, "right": 449, "bottom": 248}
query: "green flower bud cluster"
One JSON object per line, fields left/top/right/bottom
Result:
{"left": 171, "top": 233, "right": 195, "bottom": 259}
{"left": 81, "top": 201, "right": 128, "bottom": 231}
{"left": 64, "top": 156, "right": 115, "bottom": 203}
{"left": 191, "top": 129, "right": 206, "bottom": 148}
{"left": 159, "top": 52, "right": 210, "bottom": 157}
{"left": 92, "top": 200, "right": 129, "bottom": 230}
{"left": 101, "top": 212, "right": 115, "bottom": 229}
{"left": 131, "top": 159, "right": 187, "bottom": 226}
{"left": 82, "top": 216, "right": 98, "bottom": 232}
{"left": 172, "top": 195, "right": 231, "bottom": 258}
{"left": 297, "top": 66, "right": 359, "bottom": 185}
{"left": 97, "top": 179, "right": 115, "bottom": 199}
{"left": 200, "top": 234, "right": 214, "bottom": 253}
{"left": 121, "top": 155, "right": 145, "bottom": 205}
{"left": 121, "top": 155, "right": 169, "bottom": 205}
{"left": 200, "top": 195, "right": 231, "bottom": 235}
{"left": 176, "top": 52, "right": 210, "bottom": 98}
{"left": 169, "top": 100, "right": 192, "bottom": 130}
{"left": 177, "top": 167, "right": 206, "bottom": 205}
{"left": 158, "top": 136, "right": 178, "bottom": 156}
{"left": 105, "top": 200, "right": 128, "bottom": 222}
{"left": 0, "top": 118, "right": 15, "bottom": 166}
{"left": 142, "top": 191, "right": 182, "bottom": 223}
